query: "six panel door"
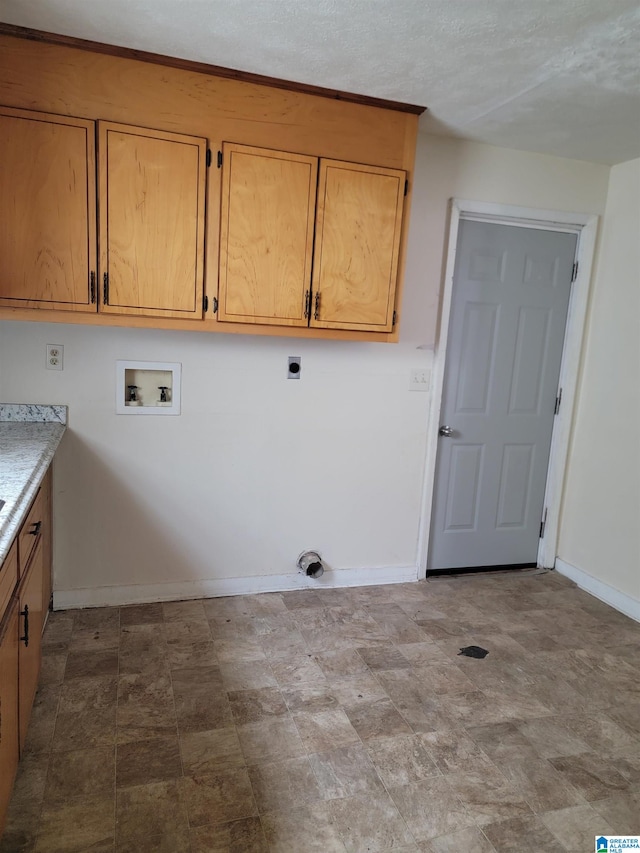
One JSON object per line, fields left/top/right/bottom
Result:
{"left": 98, "top": 122, "right": 207, "bottom": 318}
{"left": 0, "top": 107, "right": 96, "bottom": 310}
{"left": 218, "top": 143, "right": 318, "bottom": 326}
{"left": 429, "top": 220, "right": 577, "bottom": 570}
{"left": 310, "top": 160, "right": 405, "bottom": 332}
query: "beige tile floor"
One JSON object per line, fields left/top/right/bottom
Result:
{"left": 2, "top": 570, "right": 639, "bottom": 852}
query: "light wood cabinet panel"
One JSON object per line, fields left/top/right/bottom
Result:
{"left": 0, "top": 599, "right": 19, "bottom": 836}
{"left": 310, "top": 160, "right": 405, "bottom": 332}
{"left": 98, "top": 122, "right": 207, "bottom": 319}
{"left": 17, "top": 486, "right": 44, "bottom": 580}
{"left": 0, "top": 542, "right": 17, "bottom": 619}
{"left": 218, "top": 144, "right": 317, "bottom": 326}
{"left": 0, "top": 107, "right": 97, "bottom": 311}
{"left": 18, "top": 539, "right": 43, "bottom": 752}
{"left": 41, "top": 469, "right": 53, "bottom": 618}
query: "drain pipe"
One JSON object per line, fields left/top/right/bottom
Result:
{"left": 297, "top": 550, "right": 325, "bottom": 579}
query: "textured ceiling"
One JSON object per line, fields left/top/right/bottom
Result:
{"left": 1, "top": 0, "right": 639, "bottom": 164}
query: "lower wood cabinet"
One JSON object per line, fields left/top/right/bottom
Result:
{"left": 0, "top": 600, "right": 19, "bottom": 837}
{"left": 0, "top": 471, "right": 51, "bottom": 834}
{"left": 18, "top": 538, "right": 44, "bottom": 752}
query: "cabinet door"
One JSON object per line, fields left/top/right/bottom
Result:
{"left": 98, "top": 122, "right": 207, "bottom": 319}
{"left": 18, "top": 539, "right": 43, "bottom": 752}
{"left": 41, "top": 468, "right": 53, "bottom": 619}
{"left": 218, "top": 144, "right": 317, "bottom": 326}
{"left": 0, "top": 599, "right": 19, "bottom": 836}
{"left": 0, "top": 107, "right": 97, "bottom": 311}
{"left": 311, "top": 160, "right": 405, "bottom": 332}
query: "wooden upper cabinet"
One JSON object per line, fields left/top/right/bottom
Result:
{"left": 0, "top": 107, "right": 96, "bottom": 310}
{"left": 310, "top": 160, "right": 405, "bottom": 332}
{"left": 218, "top": 144, "right": 318, "bottom": 326}
{"left": 98, "top": 122, "right": 207, "bottom": 319}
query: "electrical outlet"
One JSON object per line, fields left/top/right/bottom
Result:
{"left": 288, "top": 356, "right": 301, "bottom": 379}
{"left": 409, "top": 368, "right": 430, "bottom": 391}
{"left": 46, "top": 344, "right": 64, "bottom": 371}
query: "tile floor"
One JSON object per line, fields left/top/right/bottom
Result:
{"left": 1, "top": 570, "right": 639, "bottom": 852}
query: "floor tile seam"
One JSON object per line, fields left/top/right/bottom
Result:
{"left": 301, "top": 749, "right": 420, "bottom": 852}
{"left": 383, "top": 773, "right": 484, "bottom": 842}
{"left": 354, "top": 662, "right": 444, "bottom": 739}
{"left": 288, "top": 701, "right": 360, "bottom": 761}
{"left": 8, "top": 770, "right": 48, "bottom": 852}
{"left": 476, "top": 825, "right": 500, "bottom": 852}
{"left": 242, "top": 756, "right": 269, "bottom": 836}
{"left": 501, "top": 762, "right": 592, "bottom": 815}
{"left": 538, "top": 804, "right": 615, "bottom": 852}
{"left": 433, "top": 763, "right": 537, "bottom": 815}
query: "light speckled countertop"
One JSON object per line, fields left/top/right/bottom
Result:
{"left": 0, "top": 405, "right": 67, "bottom": 566}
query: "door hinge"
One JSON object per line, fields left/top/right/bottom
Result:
{"left": 203, "top": 294, "right": 209, "bottom": 312}
{"left": 217, "top": 150, "right": 222, "bottom": 168}
{"left": 206, "top": 149, "right": 212, "bottom": 167}
{"left": 539, "top": 507, "right": 548, "bottom": 539}
{"left": 404, "top": 178, "right": 408, "bottom": 196}
{"left": 212, "top": 296, "right": 218, "bottom": 314}
{"left": 554, "top": 387, "right": 563, "bottom": 415}
{"left": 90, "top": 271, "right": 96, "bottom": 304}
{"left": 103, "top": 272, "right": 109, "bottom": 305}
{"left": 392, "top": 309, "right": 397, "bottom": 327}
{"left": 571, "top": 261, "right": 579, "bottom": 282}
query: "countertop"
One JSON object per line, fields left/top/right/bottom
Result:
{"left": 0, "top": 405, "right": 67, "bottom": 566}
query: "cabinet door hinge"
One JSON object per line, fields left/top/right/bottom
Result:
{"left": 392, "top": 309, "right": 397, "bottom": 327}
{"left": 90, "top": 271, "right": 96, "bottom": 304}
{"left": 539, "top": 507, "right": 548, "bottom": 539}
{"left": 103, "top": 272, "right": 109, "bottom": 305}
{"left": 212, "top": 296, "right": 219, "bottom": 314}
{"left": 217, "top": 150, "right": 222, "bottom": 168}
{"left": 203, "top": 294, "right": 209, "bottom": 312}
{"left": 404, "top": 178, "right": 408, "bottom": 197}
{"left": 554, "top": 387, "right": 563, "bottom": 415}
{"left": 206, "top": 149, "right": 212, "bottom": 167}
{"left": 571, "top": 261, "right": 579, "bottom": 282}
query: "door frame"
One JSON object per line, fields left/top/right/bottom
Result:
{"left": 417, "top": 199, "right": 599, "bottom": 576}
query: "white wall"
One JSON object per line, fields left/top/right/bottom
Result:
{"left": 0, "top": 134, "right": 611, "bottom": 606}
{"left": 557, "top": 158, "right": 640, "bottom": 607}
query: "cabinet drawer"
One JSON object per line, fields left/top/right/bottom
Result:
{"left": 18, "top": 488, "right": 44, "bottom": 577}
{"left": 0, "top": 540, "right": 18, "bottom": 619}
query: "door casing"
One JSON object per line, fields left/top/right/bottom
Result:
{"left": 418, "top": 199, "right": 599, "bottom": 577}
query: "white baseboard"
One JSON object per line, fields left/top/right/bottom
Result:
{"left": 555, "top": 558, "right": 640, "bottom": 623}
{"left": 53, "top": 564, "right": 419, "bottom": 610}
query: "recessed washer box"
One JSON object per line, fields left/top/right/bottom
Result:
{"left": 116, "top": 360, "right": 182, "bottom": 415}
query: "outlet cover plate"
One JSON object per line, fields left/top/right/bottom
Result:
{"left": 46, "top": 344, "right": 64, "bottom": 370}
{"left": 409, "top": 368, "right": 430, "bottom": 391}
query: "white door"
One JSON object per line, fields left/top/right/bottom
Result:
{"left": 429, "top": 219, "right": 577, "bottom": 571}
